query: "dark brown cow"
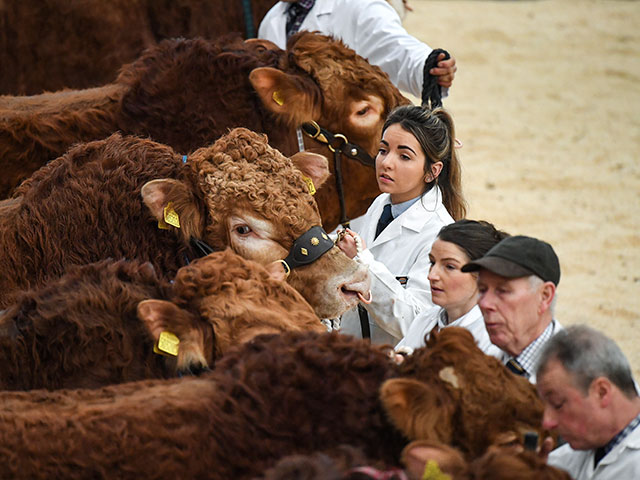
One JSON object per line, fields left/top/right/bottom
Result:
{"left": 0, "top": 32, "right": 408, "bottom": 227}
{"left": 0, "top": 0, "right": 278, "bottom": 95}
{"left": 381, "top": 328, "right": 545, "bottom": 460}
{"left": 0, "top": 128, "right": 370, "bottom": 315}
{"left": 0, "top": 328, "right": 546, "bottom": 479}
{"left": 0, "top": 249, "right": 323, "bottom": 391}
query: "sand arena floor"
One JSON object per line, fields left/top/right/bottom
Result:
{"left": 402, "top": 0, "right": 640, "bottom": 377}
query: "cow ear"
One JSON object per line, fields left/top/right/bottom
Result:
{"left": 249, "top": 67, "right": 320, "bottom": 126}
{"left": 137, "top": 299, "right": 178, "bottom": 339}
{"left": 380, "top": 378, "right": 455, "bottom": 444}
{"left": 137, "top": 299, "right": 209, "bottom": 374}
{"left": 289, "top": 152, "right": 330, "bottom": 190}
{"left": 141, "top": 178, "right": 204, "bottom": 242}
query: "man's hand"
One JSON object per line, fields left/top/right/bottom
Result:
{"left": 429, "top": 52, "right": 457, "bottom": 88}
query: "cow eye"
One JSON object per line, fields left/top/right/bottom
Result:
{"left": 356, "top": 106, "right": 370, "bottom": 116}
{"left": 234, "top": 225, "right": 252, "bottom": 235}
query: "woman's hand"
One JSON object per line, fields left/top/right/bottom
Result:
{"left": 335, "top": 228, "right": 365, "bottom": 259}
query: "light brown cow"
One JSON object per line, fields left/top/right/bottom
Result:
{"left": 0, "top": 249, "right": 324, "bottom": 391}
{"left": 0, "top": 128, "right": 370, "bottom": 315}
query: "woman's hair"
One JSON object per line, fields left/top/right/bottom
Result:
{"left": 437, "top": 219, "right": 510, "bottom": 262}
{"left": 383, "top": 105, "right": 466, "bottom": 220}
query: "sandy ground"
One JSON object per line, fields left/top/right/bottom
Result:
{"left": 402, "top": 0, "right": 640, "bottom": 378}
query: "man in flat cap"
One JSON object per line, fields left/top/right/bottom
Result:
{"left": 462, "top": 235, "right": 563, "bottom": 383}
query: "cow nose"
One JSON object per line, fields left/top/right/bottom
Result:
{"left": 339, "top": 265, "right": 371, "bottom": 300}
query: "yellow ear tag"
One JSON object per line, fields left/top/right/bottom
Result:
{"left": 302, "top": 176, "right": 316, "bottom": 195}
{"left": 272, "top": 90, "right": 285, "bottom": 106}
{"left": 163, "top": 202, "right": 181, "bottom": 228}
{"left": 422, "top": 460, "right": 451, "bottom": 480}
{"left": 153, "top": 331, "right": 180, "bottom": 357}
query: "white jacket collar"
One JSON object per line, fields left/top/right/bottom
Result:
{"left": 371, "top": 187, "right": 443, "bottom": 245}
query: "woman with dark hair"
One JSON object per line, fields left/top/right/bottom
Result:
{"left": 395, "top": 219, "right": 508, "bottom": 355}
{"left": 337, "top": 105, "right": 466, "bottom": 345}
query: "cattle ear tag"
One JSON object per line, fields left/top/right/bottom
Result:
{"left": 153, "top": 331, "right": 180, "bottom": 357}
{"left": 422, "top": 459, "right": 451, "bottom": 480}
{"left": 302, "top": 176, "right": 316, "bottom": 195}
{"left": 272, "top": 90, "right": 285, "bottom": 106}
{"left": 163, "top": 202, "right": 181, "bottom": 229}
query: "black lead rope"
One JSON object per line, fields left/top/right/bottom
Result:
{"left": 332, "top": 150, "right": 349, "bottom": 228}
{"left": 421, "top": 48, "right": 450, "bottom": 109}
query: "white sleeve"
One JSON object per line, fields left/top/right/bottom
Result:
{"left": 356, "top": 244, "right": 434, "bottom": 339}
{"left": 347, "top": 0, "right": 432, "bottom": 97}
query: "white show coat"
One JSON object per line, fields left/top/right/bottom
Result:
{"left": 258, "top": 0, "right": 432, "bottom": 97}
{"left": 395, "top": 305, "right": 503, "bottom": 359}
{"left": 548, "top": 424, "right": 640, "bottom": 480}
{"left": 340, "top": 188, "right": 453, "bottom": 345}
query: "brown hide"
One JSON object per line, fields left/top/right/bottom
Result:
{"left": 0, "top": 128, "right": 367, "bottom": 319}
{"left": 0, "top": 330, "right": 545, "bottom": 479}
{"left": 0, "top": 0, "right": 277, "bottom": 95}
{"left": 0, "top": 33, "right": 408, "bottom": 229}
{"left": 381, "top": 328, "right": 546, "bottom": 460}
{"left": 0, "top": 250, "right": 321, "bottom": 391}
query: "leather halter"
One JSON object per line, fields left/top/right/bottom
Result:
{"left": 280, "top": 225, "right": 334, "bottom": 275}
{"left": 300, "top": 121, "right": 376, "bottom": 228}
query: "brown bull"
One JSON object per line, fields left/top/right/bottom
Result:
{"left": 0, "top": 32, "right": 408, "bottom": 228}
{"left": 0, "top": 0, "right": 278, "bottom": 95}
{"left": 0, "top": 250, "right": 323, "bottom": 391}
{"left": 0, "top": 328, "right": 547, "bottom": 479}
{"left": 0, "top": 128, "right": 370, "bottom": 314}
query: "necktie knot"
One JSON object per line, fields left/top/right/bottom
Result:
{"left": 506, "top": 358, "right": 526, "bottom": 376}
{"left": 286, "top": 0, "right": 315, "bottom": 38}
{"left": 375, "top": 204, "right": 394, "bottom": 239}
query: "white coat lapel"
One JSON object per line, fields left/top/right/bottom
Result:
{"left": 370, "top": 189, "right": 441, "bottom": 247}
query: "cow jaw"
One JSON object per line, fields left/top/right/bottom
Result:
{"left": 287, "top": 247, "right": 371, "bottom": 319}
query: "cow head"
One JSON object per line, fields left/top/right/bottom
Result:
{"left": 249, "top": 32, "right": 411, "bottom": 230}
{"left": 381, "top": 327, "right": 547, "bottom": 460}
{"left": 138, "top": 249, "right": 325, "bottom": 373}
{"left": 141, "top": 128, "right": 370, "bottom": 319}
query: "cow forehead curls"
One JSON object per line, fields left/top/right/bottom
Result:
{"left": 189, "top": 128, "right": 321, "bottom": 237}
{"left": 286, "top": 32, "right": 408, "bottom": 109}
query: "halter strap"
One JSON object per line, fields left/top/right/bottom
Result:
{"left": 300, "top": 121, "right": 376, "bottom": 227}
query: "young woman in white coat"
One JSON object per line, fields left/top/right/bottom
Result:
{"left": 395, "top": 219, "right": 508, "bottom": 357}
{"left": 336, "top": 105, "right": 466, "bottom": 345}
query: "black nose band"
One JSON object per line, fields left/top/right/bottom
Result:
{"left": 282, "top": 225, "right": 334, "bottom": 273}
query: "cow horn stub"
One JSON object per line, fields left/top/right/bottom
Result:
{"left": 281, "top": 226, "right": 334, "bottom": 271}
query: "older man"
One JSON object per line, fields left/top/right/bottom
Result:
{"left": 461, "top": 235, "right": 562, "bottom": 383}
{"left": 537, "top": 325, "right": 640, "bottom": 479}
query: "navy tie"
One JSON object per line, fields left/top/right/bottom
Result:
{"left": 505, "top": 358, "right": 526, "bottom": 376}
{"left": 374, "top": 204, "right": 394, "bottom": 239}
{"left": 286, "top": 0, "right": 315, "bottom": 39}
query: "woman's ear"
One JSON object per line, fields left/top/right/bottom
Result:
{"left": 425, "top": 161, "right": 444, "bottom": 183}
